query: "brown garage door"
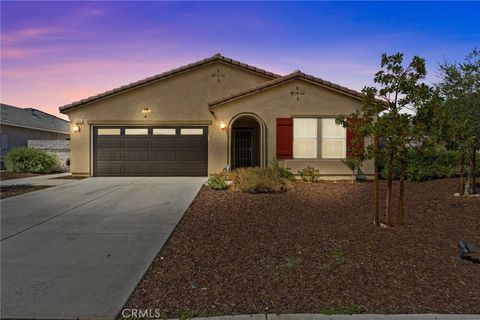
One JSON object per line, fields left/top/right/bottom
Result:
{"left": 93, "top": 126, "right": 208, "bottom": 177}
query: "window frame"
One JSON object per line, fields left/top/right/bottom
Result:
{"left": 320, "top": 118, "right": 346, "bottom": 159}
{"left": 293, "top": 118, "right": 318, "bottom": 159}
{"left": 292, "top": 117, "right": 347, "bottom": 160}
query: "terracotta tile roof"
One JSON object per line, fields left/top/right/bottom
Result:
{"left": 59, "top": 54, "right": 280, "bottom": 113}
{"left": 209, "top": 70, "right": 366, "bottom": 108}
{"left": 1, "top": 103, "right": 70, "bottom": 134}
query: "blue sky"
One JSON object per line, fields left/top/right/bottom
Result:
{"left": 1, "top": 1, "right": 479, "bottom": 117}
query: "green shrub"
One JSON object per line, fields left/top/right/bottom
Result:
{"left": 4, "top": 147, "right": 58, "bottom": 174}
{"left": 298, "top": 166, "right": 320, "bottom": 182}
{"left": 270, "top": 159, "right": 296, "bottom": 182}
{"left": 207, "top": 175, "right": 228, "bottom": 190}
{"left": 234, "top": 166, "right": 290, "bottom": 193}
{"left": 380, "top": 148, "right": 460, "bottom": 182}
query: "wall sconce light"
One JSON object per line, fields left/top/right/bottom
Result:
{"left": 142, "top": 107, "right": 151, "bottom": 118}
{"left": 219, "top": 122, "right": 227, "bottom": 130}
{"left": 72, "top": 125, "right": 81, "bottom": 133}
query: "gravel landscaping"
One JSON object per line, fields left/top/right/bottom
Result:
{"left": 126, "top": 178, "right": 480, "bottom": 317}
{"left": 0, "top": 172, "right": 42, "bottom": 181}
{"left": 0, "top": 185, "right": 51, "bottom": 199}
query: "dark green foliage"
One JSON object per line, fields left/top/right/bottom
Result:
{"left": 380, "top": 148, "right": 458, "bottom": 182}
{"left": 207, "top": 175, "right": 228, "bottom": 190}
{"left": 437, "top": 49, "right": 480, "bottom": 195}
{"left": 298, "top": 166, "right": 319, "bottom": 182}
{"left": 342, "top": 157, "right": 363, "bottom": 181}
{"left": 4, "top": 147, "right": 58, "bottom": 174}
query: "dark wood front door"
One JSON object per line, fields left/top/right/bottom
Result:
{"left": 93, "top": 126, "right": 208, "bottom": 177}
{"left": 233, "top": 128, "right": 253, "bottom": 168}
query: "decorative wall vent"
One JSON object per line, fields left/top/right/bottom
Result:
{"left": 290, "top": 85, "right": 304, "bottom": 101}
{"left": 212, "top": 69, "right": 225, "bottom": 83}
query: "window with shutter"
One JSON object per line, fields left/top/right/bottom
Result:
{"left": 346, "top": 118, "right": 365, "bottom": 157}
{"left": 276, "top": 118, "right": 293, "bottom": 159}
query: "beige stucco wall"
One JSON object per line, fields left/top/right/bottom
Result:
{"left": 62, "top": 61, "right": 272, "bottom": 176}
{"left": 63, "top": 62, "right": 373, "bottom": 178}
{"left": 212, "top": 79, "right": 374, "bottom": 178}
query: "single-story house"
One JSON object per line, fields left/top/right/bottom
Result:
{"left": 59, "top": 54, "right": 373, "bottom": 178}
{"left": 1, "top": 103, "right": 70, "bottom": 165}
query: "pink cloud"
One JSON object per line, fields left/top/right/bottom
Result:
{"left": 17, "top": 27, "right": 56, "bottom": 38}
{"left": 1, "top": 55, "right": 206, "bottom": 118}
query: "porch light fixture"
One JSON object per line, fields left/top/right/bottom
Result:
{"left": 72, "top": 125, "right": 81, "bottom": 133}
{"left": 142, "top": 107, "right": 151, "bottom": 118}
{"left": 219, "top": 122, "right": 227, "bottom": 130}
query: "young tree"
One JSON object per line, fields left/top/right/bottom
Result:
{"left": 337, "top": 87, "right": 384, "bottom": 226}
{"left": 437, "top": 49, "right": 480, "bottom": 195}
{"left": 339, "top": 53, "right": 435, "bottom": 226}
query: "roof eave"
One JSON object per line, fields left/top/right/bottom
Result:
{"left": 208, "top": 73, "right": 366, "bottom": 109}
{"left": 59, "top": 55, "right": 280, "bottom": 113}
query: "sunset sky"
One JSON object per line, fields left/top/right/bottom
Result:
{"left": 1, "top": 1, "right": 479, "bottom": 119}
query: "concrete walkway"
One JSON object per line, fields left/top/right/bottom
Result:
{"left": 1, "top": 177, "right": 206, "bottom": 320}
{"left": 1, "top": 172, "right": 75, "bottom": 187}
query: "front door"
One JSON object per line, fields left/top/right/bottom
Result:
{"left": 233, "top": 128, "right": 253, "bottom": 168}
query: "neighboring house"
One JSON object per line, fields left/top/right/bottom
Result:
{"left": 0, "top": 103, "right": 70, "bottom": 165}
{"left": 59, "top": 54, "right": 373, "bottom": 178}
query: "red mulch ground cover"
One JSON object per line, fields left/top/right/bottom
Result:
{"left": 49, "top": 175, "right": 87, "bottom": 180}
{"left": 0, "top": 172, "right": 41, "bottom": 181}
{"left": 126, "top": 178, "right": 480, "bottom": 317}
{"left": 0, "top": 185, "right": 51, "bottom": 199}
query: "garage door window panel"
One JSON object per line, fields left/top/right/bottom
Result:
{"left": 98, "top": 128, "right": 121, "bottom": 135}
{"left": 181, "top": 128, "right": 203, "bottom": 135}
{"left": 153, "top": 128, "right": 176, "bottom": 135}
{"left": 125, "top": 128, "right": 149, "bottom": 135}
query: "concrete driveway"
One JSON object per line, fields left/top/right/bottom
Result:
{"left": 1, "top": 177, "right": 206, "bottom": 320}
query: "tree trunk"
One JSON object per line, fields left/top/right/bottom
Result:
{"left": 386, "top": 166, "right": 393, "bottom": 227}
{"left": 373, "top": 135, "right": 380, "bottom": 226}
{"left": 459, "top": 154, "right": 465, "bottom": 196}
{"left": 374, "top": 159, "right": 380, "bottom": 226}
{"left": 464, "top": 148, "right": 476, "bottom": 195}
{"left": 396, "top": 158, "right": 406, "bottom": 225}
{"left": 472, "top": 146, "right": 477, "bottom": 195}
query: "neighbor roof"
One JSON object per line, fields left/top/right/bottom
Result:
{"left": 209, "top": 70, "right": 366, "bottom": 108}
{"left": 59, "top": 54, "right": 281, "bottom": 113}
{"left": 1, "top": 103, "right": 70, "bottom": 134}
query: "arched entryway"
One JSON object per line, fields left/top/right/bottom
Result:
{"left": 229, "top": 113, "right": 266, "bottom": 169}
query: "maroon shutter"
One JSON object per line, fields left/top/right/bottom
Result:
{"left": 346, "top": 118, "right": 364, "bottom": 157}
{"left": 276, "top": 118, "right": 293, "bottom": 159}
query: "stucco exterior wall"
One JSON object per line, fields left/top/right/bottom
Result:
{"left": 62, "top": 60, "right": 373, "bottom": 178}
{"left": 212, "top": 79, "right": 374, "bottom": 177}
{"left": 62, "top": 61, "right": 273, "bottom": 176}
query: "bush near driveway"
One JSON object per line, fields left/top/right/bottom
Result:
{"left": 207, "top": 175, "right": 228, "bottom": 190}
{"left": 4, "top": 147, "right": 58, "bottom": 174}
